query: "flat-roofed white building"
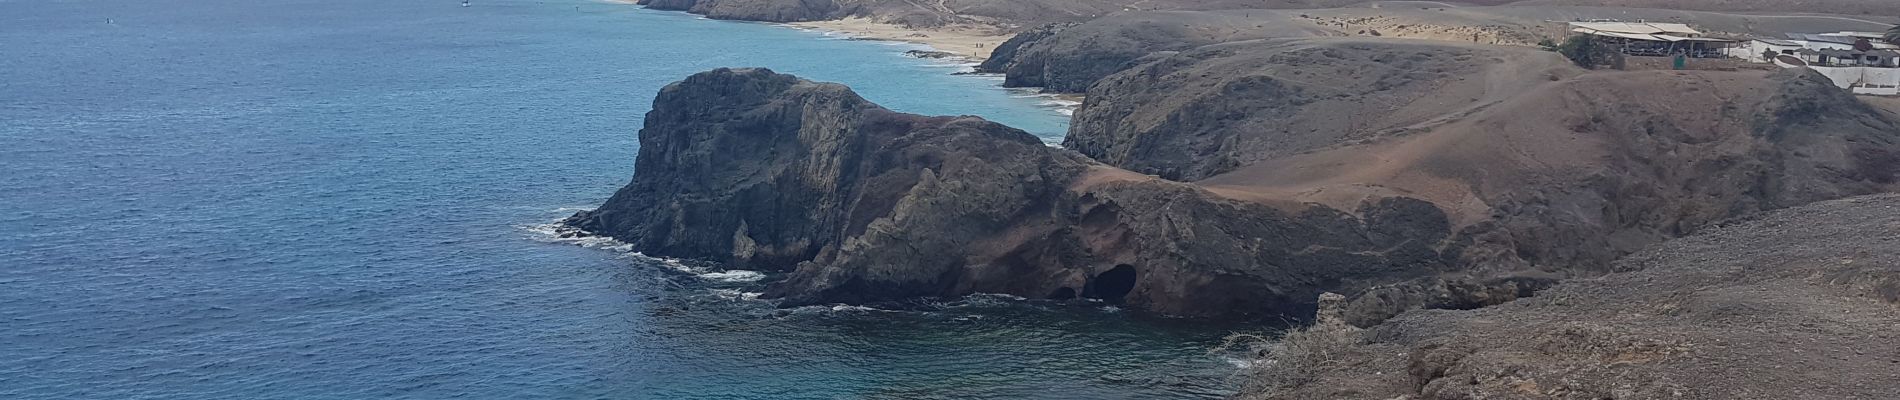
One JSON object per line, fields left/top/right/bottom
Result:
{"left": 1568, "top": 22, "right": 1733, "bottom": 58}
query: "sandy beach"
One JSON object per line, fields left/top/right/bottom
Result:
{"left": 787, "top": 18, "right": 1012, "bottom": 61}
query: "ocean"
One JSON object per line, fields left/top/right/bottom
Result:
{"left": 0, "top": 0, "right": 1248, "bottom": 398}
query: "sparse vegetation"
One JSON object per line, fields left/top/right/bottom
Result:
{"left": 1552, "top": 34, "right": 1618, "bottom": 69}
{"left": 1537, "top": 37, "right": 1559, "bottom": 51}
{"left": 1220, "top": 325, "right": 1366, "bottom": 399}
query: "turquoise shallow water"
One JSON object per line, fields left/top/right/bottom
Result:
{"left": 0, "top": 0, "right": 1248, "bottom": 398}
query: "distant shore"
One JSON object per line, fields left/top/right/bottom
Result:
{"left": 601, "top": 1, "right": 1011, "bottom": 61}
{"left": 785, "top": 18, "right": 1011, "bottom": 62}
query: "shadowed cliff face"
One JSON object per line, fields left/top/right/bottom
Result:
{"left": 565, "top": 68, "right": 1467, "bottom": 318}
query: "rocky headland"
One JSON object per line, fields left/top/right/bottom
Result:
{"left": 567, "top": 53, "right": 1899, "bottom": 322}
{"left": 564, "top": 68, "right": 1470, "bottom": 318}
{"left": 587, "top": 1, "right": 1900, "bottom": 396}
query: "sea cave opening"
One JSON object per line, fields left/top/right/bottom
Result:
{"left": 1047, "top": 287, "right": 1077, "bottom": 300}
{"left": 1090, "top": 264, "right": 1138, "bottom": 302}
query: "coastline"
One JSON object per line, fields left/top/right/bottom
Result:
{"left": 601, "top": 2, "right": 1084, "bottom": 135}
{"left": 784, "top": 18, "right": 1011, "bottom": 62}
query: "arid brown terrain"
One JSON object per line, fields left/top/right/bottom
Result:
{"left": 584, "top": 1, "right": 1900, "bottom": 398}
{"left": 1243, "top": 194, "right": 1900, "bottom": 399}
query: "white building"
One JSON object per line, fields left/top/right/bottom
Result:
{"left": 1723, "top": 30, "right": 1900, "bottom": 96}
{"left": 1798, "top": 65, "right": 1900, "bottom": 96}
{"left": 1568, "top": 22, "right": 1734, "bottom": 58}
{"left": 1725, "top": 39, "right": 1805, "bottom": 63}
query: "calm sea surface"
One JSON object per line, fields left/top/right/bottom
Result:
{"left": 0, "top": 0, "right": 1251, "bottom": 398}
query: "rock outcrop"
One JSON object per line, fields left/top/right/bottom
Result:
{"left": 1067, "top": 38, "right": 1569, "bottom": 181}
{"left": 566, "top": 68, "right": 1482, "bottom": 318}
{"left": 1068, "top": 37, "right": 1900, "bottom": 323}
{"left": 1242, "top": 194, "right": 1900, "bottom": 400}
{"left": 570, "top": 62, "right": 1899, "bottom": 321}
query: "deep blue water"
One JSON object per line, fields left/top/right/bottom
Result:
{"left": 1, "top": 0, "right": 1247, "bottom": 398}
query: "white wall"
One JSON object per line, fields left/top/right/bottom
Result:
{"left": 1806, "top": 65, "right": 1900, "bottom": 96}
{"left": 1727, "top": 41, "right": 1804, "bottom": 63}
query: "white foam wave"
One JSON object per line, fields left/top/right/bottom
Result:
{"left": 698, "top": 270, "right": 766, "bottom": 283}
{"left": 521, "top": 221, "right": 695, "bottom": 269}
{"left": 708, "top": 288, "right": 764, "bottom": 301}
{"left": 921, "top": 62, "right": 980, "bottom": 68}
{"left": 1221, "top": 355, "right": 1261, "bottom": 369}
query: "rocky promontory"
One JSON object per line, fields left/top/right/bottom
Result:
{"left": 567, "top": 68, "right": 1479, "bottom": 318}
{"left": 569, "top": 59, "right": 1899, "bottom": 322}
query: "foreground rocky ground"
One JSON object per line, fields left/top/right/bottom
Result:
{"left": 1244, "top": 194, "right": 1900, "bottom": 399}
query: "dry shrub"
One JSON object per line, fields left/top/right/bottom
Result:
{"left": 1220, "top": 324, "right": 1366, "bottom": 399}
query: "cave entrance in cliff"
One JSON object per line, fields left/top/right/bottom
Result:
{"left": 1089, "top": 264, "right": 1138, "bottom": 302}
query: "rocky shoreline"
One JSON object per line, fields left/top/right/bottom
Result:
{"left": 562, "top": 68, "right": 1467, "bottom": 318}
{"left": 578, "top": 1, "right": 1900, "bottom": 397}
{"left": 566, "top": 60, "right": 1899, "bottom": 323}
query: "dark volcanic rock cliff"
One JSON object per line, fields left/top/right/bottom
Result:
{"left": 566, "top": 68, "right": 1474, "bottom": 318}
{"left": 570, "top": 62, "right": 1899, "bottom": 322}
{"left": 1067, "top": 38, "right": 1556, "bottom": 181}
{"left": 1071, "top": 38, "right": 1900, "bottom": 323}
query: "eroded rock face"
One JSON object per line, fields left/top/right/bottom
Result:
{"left": 1067, "top": 38, "right": 1563, "bottom": 181}
{"left": 569, "top": 60, "right": 1899, "bottom": 323}
{"left": 1071, "top": 38, "right": 1900, "bottom": 323}
{"left": 973, "top": 22, "right": 1072, "bottom": 78}
{"left": 566, "top": 68, "right": 1468, "bottom": 318}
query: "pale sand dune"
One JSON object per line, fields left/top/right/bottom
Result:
{"left": 787, "top": 18, "right": 1011, "bottom": 61}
